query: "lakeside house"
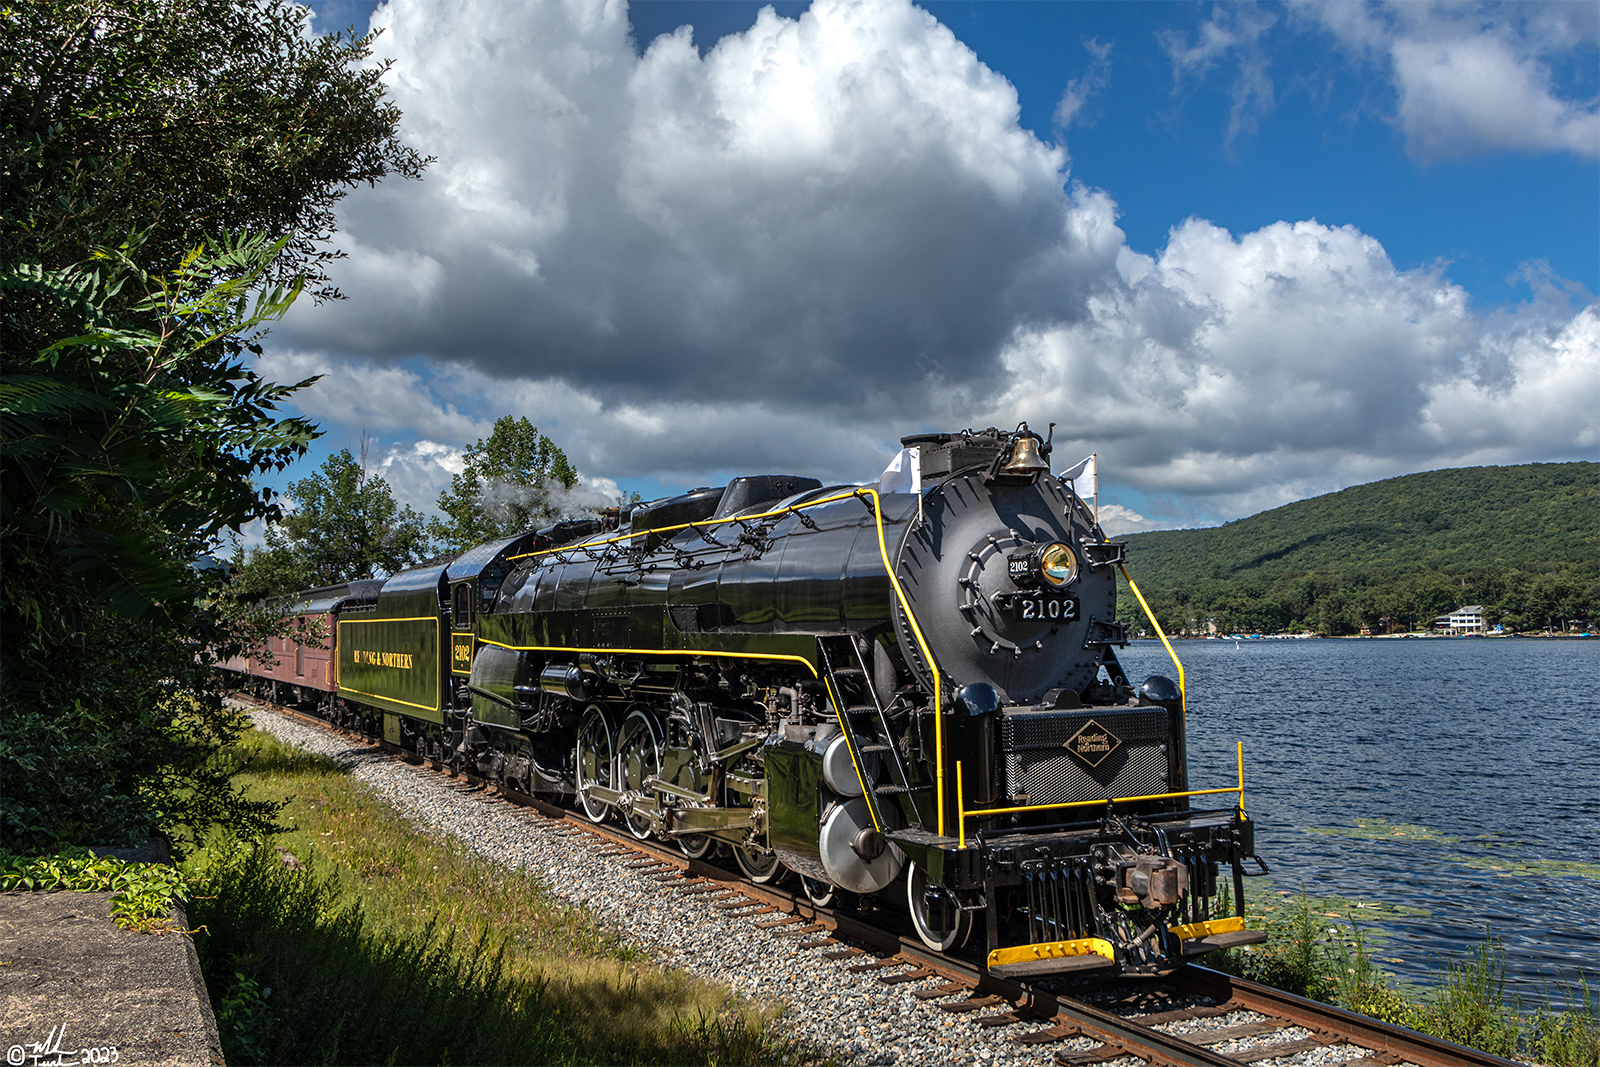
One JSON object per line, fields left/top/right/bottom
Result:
{"left": 1433, "top": 605, "right": 1486, "bottom": 632}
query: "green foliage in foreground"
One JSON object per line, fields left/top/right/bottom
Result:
{"left": 3, "top": 0, "right": 426, "bottom": 854}
{"left": 1116, "top": 462, "right": 1599, "bottom": 635}
{"left": 1212, "top": 890, "right": 1600, "bottom": 1066}
{"left": 0, "top": 847, "right": 189, "bottom": 933}
{"left": 189, "top": 839, "right": 572, "bottom": 1067}
{"left": 1, "top": 238, "right": 306, "bottom": 851}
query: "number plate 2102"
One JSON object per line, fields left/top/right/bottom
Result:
{"left": 1011, "top": 594, "right": 1078, "bottom": 622}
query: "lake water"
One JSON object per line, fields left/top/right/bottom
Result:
{"left": 1116, "top": 636, "right": 1600, "bottom": 1004}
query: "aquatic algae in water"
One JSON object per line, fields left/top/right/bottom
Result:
{"left": 1305, "top": 817, "right": 1459, "bottom": 845}
{"left": 1445, "top": 856, "right": 1600, "bottom": 880}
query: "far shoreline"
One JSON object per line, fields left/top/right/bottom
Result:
{"left": 1130, "top": 632, "right": 1599, "bottom": 641}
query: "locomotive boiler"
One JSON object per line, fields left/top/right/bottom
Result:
{"left": 250, "top": 424, "right": 1267, "bottom": 977}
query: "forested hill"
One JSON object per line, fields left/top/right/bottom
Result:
{"left": 1114, "top": 462, "right": 1599, "bottom": 635}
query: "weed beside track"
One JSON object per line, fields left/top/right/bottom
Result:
{"left": 1209, "top": 888, "right": 1600, "bottom": 1066}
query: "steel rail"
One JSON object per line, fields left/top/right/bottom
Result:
{"left": 243, "top": 695, "right": 1524, "bottom": 1067}
{"left": 1172, "top": 966, "right": 1523, "bottom": 1067}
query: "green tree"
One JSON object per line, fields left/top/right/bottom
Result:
{"left": 431, "top": 417, "right": 582, "bottom": 552}
{"left": 2, "top": 0, "right": 429, "bottom": 299}
{"left": 0, "top": 0, "right": 427, "bottom": 850}
{"left": 1, "top": 237, "right": 314, "bottom": 849}
{"left": 233, "top": 449, "right": 432, "bottom": 596}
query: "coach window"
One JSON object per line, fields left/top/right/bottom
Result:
{"left": 453, "top": 583, "right": 472, "bottom": 627}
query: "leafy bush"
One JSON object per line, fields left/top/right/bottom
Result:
{"left": 2, "top": 0, "right": 426, "bottom": 855}
{"left": 0, "top": 846, "right": 189, "bottom": 932}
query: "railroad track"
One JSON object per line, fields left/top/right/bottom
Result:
{"left": 241, "top": 695, "right": 1516, "bottom": 1067}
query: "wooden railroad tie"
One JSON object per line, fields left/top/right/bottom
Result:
{"left": 940, "top": 995, "right": 1007, "bottom": 1013}
{"left": 1132, "top": 1002, "right": 1241, "bottom": 1026}
{"left": 1055, "top": 1043, "right": 1132, "bottom": 1066}
{"left": 1185, "top": 1022, "right": 1280, "bottom": 1045}
{"left": 723, "top": 903, "right": 778, "bottom": 916}
{"left": 797, "top": 938, "right": 838, "bottom": 949}
{"left": 877, "top": 968, "right": 937, "bottom": 985}
{"left": 973, "top": 1003, "right": 1053, "bottom": 1028}
{"left": 913, "top": 983, "right": 969, "bottom": 1001}
{"left": 821, "top": 947, "right": 864, "bottom": 961}
{"left": 1013, "top": 1024, "right": 1082, "bottom": 1046}
{"left": 846, "top": 958, "right": 905, "bottom": 974}
{"left": 1228, "top": 1037, "right": 1330, "bottom": 1063}
{"left": 772, "top": 922, "right": 829, "bottom": 938}
{"left": 753, "top": 915, "right": 809, "bottom": 929}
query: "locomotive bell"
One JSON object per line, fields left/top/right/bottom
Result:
{"left": 1001, "top": 435, "right": 1050, "bottom": 475}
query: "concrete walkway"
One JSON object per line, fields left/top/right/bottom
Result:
{"left": 0, "top": 890, "right": 222, "bottom": 1066}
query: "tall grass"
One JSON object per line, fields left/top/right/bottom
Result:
{"left": 187, "top": 729, "right": 817, "bottom": 1066}
{"left": 1212, "top": 888, "right": 1600, "bottom": 1066}
{"left": 190, "top": 838, "right": 570, "bottom": 1065}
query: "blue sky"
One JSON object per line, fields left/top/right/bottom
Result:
{"left": 256, "top": 0, "right": 1597, "bottom": 540}
{"left": 627, "top": 0, "right": 1598, "bottom": 300}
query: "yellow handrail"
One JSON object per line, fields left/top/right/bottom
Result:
{"left": 962, "top": 784, "right": 1242, "bottom": 820}
{"left": 1237, "top": 740, "right": 1246, "bottom": 818}
{"left": 956, "top": 743, "right": 1249, "bottom": 831}
{"left": 1117, "top": 562, "right": 1185, "bottom": 714}
{"left": 956, "top": 761, "right": 966, "bottom": 850}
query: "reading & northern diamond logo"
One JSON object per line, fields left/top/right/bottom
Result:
{"left": 1063, "top": 719, "right": 1122, "bottom": 769}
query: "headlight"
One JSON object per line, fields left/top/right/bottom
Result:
{"left": 1039, "top": 542, "right": 1077, "bottom": 586}
{"left": 1006, "top": 541, "right": 1078, "bottom": 587}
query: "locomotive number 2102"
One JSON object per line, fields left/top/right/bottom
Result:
{"left": 1014, "top": 594, "right": 1077, "bottom": 621}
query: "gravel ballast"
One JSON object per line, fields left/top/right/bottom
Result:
{"left": 243, "top": 705, "right": 1374, "bottom": 1067}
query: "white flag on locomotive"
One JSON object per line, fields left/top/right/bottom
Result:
{"left": 879, "top": 447, "right": 921, "bottom": 495}
{"left": 1060, "top": 453, "right": 1096, "bottom": 498}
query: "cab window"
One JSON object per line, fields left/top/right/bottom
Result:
{"left": 452, "top": 583, "right": 472, "bottom": 627}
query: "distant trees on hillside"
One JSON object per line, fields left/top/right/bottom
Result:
{"left": 1113, "top": 463, "right": 1598, "bottom": 636}
{"left": 1117, "top": 566, "right": 1596, "bottom": 636}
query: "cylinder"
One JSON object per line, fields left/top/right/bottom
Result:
{"left": 820, "top": 734, "right": 869, "bottom": 796}
{"left": 537, "top": 663, "right": 586, "bottom": 701}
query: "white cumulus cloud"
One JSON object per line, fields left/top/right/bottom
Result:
{"left": 262, "top": 0, "right": 1596, "bottom": 529}
{"left": 1315, "top": 1, "right": 1600, "bottom": 161}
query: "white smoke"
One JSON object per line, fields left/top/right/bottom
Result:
{"left": 474, "top": 473, "right": 625, "bottom": 529}
{"left": 546, "top": 475, "right": 626, "bottom": 518}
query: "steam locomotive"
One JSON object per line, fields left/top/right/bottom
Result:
{"left": 229, "top": 424, "right": 1266, "bottom": 977}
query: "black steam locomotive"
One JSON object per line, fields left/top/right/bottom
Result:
{"left": 238, "top": 424, "right": 1266, "bottom": 977}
